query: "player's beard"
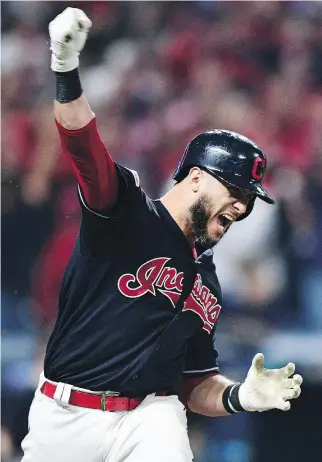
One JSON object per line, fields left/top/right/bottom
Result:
{"left": 188, "top": 195, "right": 219, "bottom": 250}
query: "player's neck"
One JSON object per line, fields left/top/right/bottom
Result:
{"left": 160, "top": 190, "right": 195, "bottom": 248}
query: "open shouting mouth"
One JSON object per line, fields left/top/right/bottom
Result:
{"left": 217, "top": 213, "right": 234, "bottom": 232}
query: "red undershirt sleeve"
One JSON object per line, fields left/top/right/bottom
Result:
{"left": 55, "top": 118, "right": 118, "bottom": 210}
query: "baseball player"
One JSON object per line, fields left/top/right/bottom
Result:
{"left": 21, "top": 8, "right": 303, "bottom": 462}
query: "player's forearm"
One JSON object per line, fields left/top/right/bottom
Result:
{"left": 54, "top": 92, "right": 94, "bottom": 130}
{"left": 53, "top": 68, "right": 94, "bottom": 129}
{"left": 52, "top": 69, "right": 118, "bottom": 209}
{"left": 187, "top": 374, "right": 234, "bottom": 417}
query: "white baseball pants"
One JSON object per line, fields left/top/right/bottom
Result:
{"left": 21, "top": 374, "right": 194, "bottom": 462}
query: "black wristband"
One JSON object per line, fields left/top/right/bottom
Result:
{"left": 55, "top": 68, "right": 83, "bottom": 103}
{"left": 222, "top": 383, "right": 245, "bottom": 414}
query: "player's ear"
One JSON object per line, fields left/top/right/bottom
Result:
{"left": 188, "top": 167, "right": 202, "bottom": 193}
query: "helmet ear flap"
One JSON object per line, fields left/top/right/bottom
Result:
{"left": 236, "top": 196, "right": 256, "bottom": 221}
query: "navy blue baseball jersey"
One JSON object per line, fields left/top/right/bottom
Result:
{"left": 44, "top": 164, "right": 222, "bottom": 397}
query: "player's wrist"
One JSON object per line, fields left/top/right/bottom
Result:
{"left": 222, "top": 383, "right": 246, "bottom": 414}
{"left": 55, "top": 68, "right": 83, "bottom": 103}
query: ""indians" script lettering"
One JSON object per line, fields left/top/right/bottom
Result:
{"left": 118, "top": 257, "right": 221, "bottom": 333}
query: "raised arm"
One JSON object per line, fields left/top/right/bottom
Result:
{"left": 49, "top": 7, "right": 118, "bottom": 210}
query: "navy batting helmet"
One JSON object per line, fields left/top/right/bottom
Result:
{"left": 173, "top": 130, "right": 275, "bottom": 220}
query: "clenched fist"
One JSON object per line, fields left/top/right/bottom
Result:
{"left": 239, "top": 353, "right": 303, "bottom": 412}
{"left": 49, "top": 7, "right": 92, "bottom": 72}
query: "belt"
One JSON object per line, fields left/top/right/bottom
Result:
{"left": 40, "top": 381, "right": 166, "bottom": 412}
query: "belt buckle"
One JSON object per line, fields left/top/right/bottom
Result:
{"left": 100, "top": 393, "right": 106, "bottom": 411}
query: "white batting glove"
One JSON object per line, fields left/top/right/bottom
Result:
{"left": 49, "top": 7, "right": 92, "bottom": 72}
{"left": 238, "top": 353, "right": 303, "bottom": 412}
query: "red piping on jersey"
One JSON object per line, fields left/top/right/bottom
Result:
{"left": 56, "top": 118, "right": 118, "bottom": 210}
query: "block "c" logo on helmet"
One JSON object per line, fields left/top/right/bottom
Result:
{"left": 252, "top": 158, "right": 265, "bottom": 180}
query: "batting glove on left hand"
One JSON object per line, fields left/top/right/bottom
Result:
{"left": 238, "top": 353, "right": 303, "bottom": 412}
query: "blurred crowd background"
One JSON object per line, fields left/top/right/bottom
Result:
{"left": 2, "top": 1, "right": 322, "bottom": 461}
